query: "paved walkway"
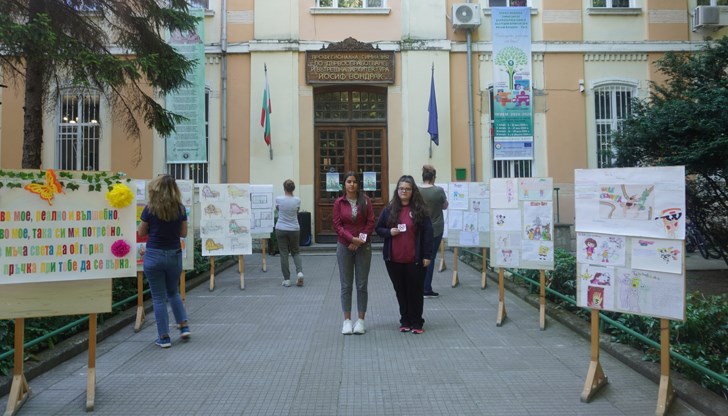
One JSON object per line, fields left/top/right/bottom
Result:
{"left": 1, "top": 249, "right": 707, "bottom": 415}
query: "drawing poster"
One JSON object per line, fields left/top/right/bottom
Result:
{"left": 441, "top": 183, "right": 449, "bottom": 239}
{"left": 250, "top": 184, "right": 274, "bottom": 237}
{"left": 445, "top": 182, "right": 490, "bottom": 248}
{"left": 490, "top": 178, "right": 555, "bottom": 270}
{"left": 614, "top": 268, "right": 685, "bottom": 320}
{"left": 577, "top": 264, "right": 616, "bottom": 311}
{"left": 363, "top": 172, "right": 377, "bottom": 191}
{"left": 575, "top": 166, "right": 685, "bottom": 239}
{"left": 629, "top": 237, "right": 683, "bottom": 274}
{"left": 198, "top": 183, "right": 252, "bottom": 256}
{"left": 576, "top": 233, "right": 626, "bottom": 267}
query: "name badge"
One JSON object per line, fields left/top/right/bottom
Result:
{"left": 397, "top": 224, "right": 407, "bottom": 232}
{"left": 359, "top": 233, "right": 367, "bottom": 242}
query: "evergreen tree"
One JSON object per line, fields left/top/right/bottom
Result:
{"left": 0, "top": 0, "right": 199, "bottom": 168}
{"left": 613, "top": 36, "right": 728, "bottom": 263}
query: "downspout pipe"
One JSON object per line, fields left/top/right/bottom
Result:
{"left": 220, "top": 0, "right": 228, "bottom": 183}
{"left": 466, "top": 28, "right": 476, "bottom": 181}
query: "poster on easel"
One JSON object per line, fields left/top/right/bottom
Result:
{"left": 575, "top": 166, "right": 686, "bottom": 321}
{"left": 249, "top": 184, "right": 274, "bottom": 239}
{"left": 136, "top": 179, "right": 194, "bottom": 271}
{"left": 198, "top": 183, "right": 252, "bottom": 255}
{"left": 445, "top": 182, "right": 490, "bottom": 248}
{"left": 0, "top": 169, "right": 137, "bottom": 285}
{"left": 490, "top": 178, "right": 555, "bottom": 270}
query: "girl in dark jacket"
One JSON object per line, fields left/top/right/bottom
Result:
{"left": 375, "top": 175, "right": 433, "bottom": 334}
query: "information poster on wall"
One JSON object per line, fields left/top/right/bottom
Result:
{"left": 198, "top": 183, "right": 252, "bottom": 255}
{"left": 575, "top": 167, "right": 686, "bottom": 321}
{"left": 135, "top": 179, "right": 194, "bottom": 271}
{"left": 445, "top": 182, "right": 490, "bottom": 248}
{"left": 250, "top": 184, "right": 274, "bottom": 238}
{"left": 490, "top": 178, "right": 554, "bottom": 270}
{"left": 0, "top": 170, "right": 137, "bottom": 284}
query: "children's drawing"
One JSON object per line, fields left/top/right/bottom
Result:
{"left": 459, "top": 231, "right": 479, "bottom": 247}
{"left": 448, "top": 183, "right": 469, "bottom": 210}
{"left": 523, "top": 201, "right": 552, "bottom": 241}
{"left": 204, "top": 204, "right": 222, "bottom": 217}
{"left": 490, "top": 178, "right": 518, "bottom": 209}
{"left": 653, "top": 207, "right": 683, "bottom": 238}
{"left": 448, "top": 211, "right": 463, "bottom": 230}
{"left": 468, "top": 182, "right": 488, "bottom": 198}
{"left": 229, "top": 203, "right": 249, "bottom": 216}
{"left": 477, "top": 212, "right": 490, "bottom": 232}
{"left": 204, "top": 238, "right": 225, "bottom": 252}
{"left": 492, "top": 209, "right": 521, "bottom": 231}
{"left": 202, "top": 222, "right": 224, "bottom": 235}
{"left": 519, "top": 178, "right": 552, "bottom": 200}
{"left": 599, "top": 184, "right": 655, "bottom": 220}
{"left": 587, "top": 286, "right": 605, "bottom": 309}
{"left": 617, "top": 270, "right": 642, "bottom": 314}
{"left": 496, "top": 249, "right": 517, "bottom": 267}
{"left": 522, "top": 240, "right": 553, "bottom": 263}
{"left": 577, "top": 264, "right": 615, "bottom": 310}
{"left": 615, "top": 268, "right": 685, "bottom": 320}
{"left": 471, "top": 198, "right": 486, "bottom": 213}
{"left": 630, "top": 237, "right": 683, "bottom": 274}
{"left": 227, "top": 185, "right": 248, "bottom": 198}
{"left": 462, "top": 212, "right": 478, "bottom": 232}
{"left": 326, "top": 172, "right": 340, "bottom": 192}
{"left": 201, "top": 185, "right": 220, "bottom": 200}
{"left": 229, "top": 220, "right": 248, "bottom": 235}
{"left": 363, "top": 172, "right": 377, "bottom": 191}
{"left": 251, "top": 193, "right": 271, "bottom": 209}
{"left": 577, "top": 233, "right": 626, "bottom": 266}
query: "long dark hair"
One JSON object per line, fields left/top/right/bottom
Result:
{"left": 386, "top": 175, "right": 429, "bottom": 226}
{"left": 343, "top": 171, "right": 367, "bottom": 212}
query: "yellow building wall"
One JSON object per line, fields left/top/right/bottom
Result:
{"left": 111, "top": 83, "right": 156, "bottom": 179}
{"left": 227, "top": 54, "right": 252, "bottom": 183}
{"left": 542, "top": 0, "right": 583, "bottom": 41}
{"left": 299, "top": 0, "right": 402, "bottom": 41}
{"left": 227, "top": 0, "right": 255, "bottom": 43}
{"left": 449, "top": 55, "right": 473, "bottom": 182}
{"left": 646, "top": 0, "right": 690, "bottom": 41}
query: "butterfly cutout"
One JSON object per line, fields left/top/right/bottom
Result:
{"left": 25, "top": 169, "right": 64, "bottom": 205}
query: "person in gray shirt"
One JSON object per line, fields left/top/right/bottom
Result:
{"left": 275, "top": 179, "right": 304, "bottom": 287}
{"left": 419, "top": 165, "right": 448, "bottom": 298}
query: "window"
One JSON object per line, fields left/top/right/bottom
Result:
{"left": 316, "top": 0, "right": 385, "bottom": 7}
{"left": 591, "top": 0, "right": 631, "bottom": 7}
{"left": 697, "top": 0, "right": 728, "bottom": 5}
{"left": 56, "top": 90, "right": 100, "bottom": 171}
{"left": 594, "top": 84, "right": 634, "bottom": 168}
{"left": 167, "top": 88, "right": 209, "bottom": 183}
{"left": 488, "top": 87, "right": 533, "bottom": 178}
{"left": 489, "top": 0, "right": 530, "bottom": 7}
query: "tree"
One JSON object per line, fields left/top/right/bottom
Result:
{"left": 494, "top": 46, "right": 528, "bottom": 90}
{"left": 0, "top": 0, "right": 199, "bottom": 168}
{"left": 612, "top": 36, "right": 728, "bottom": 263}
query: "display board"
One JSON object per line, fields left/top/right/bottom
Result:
{"left": 445, "top": 182, "right": 490, "bottom": 248}
{"left": 489, "top": 177, "right": 555, "bottom": 270}
{"left": 575, "top": 167, "right": 686, "bottom": 321}
{"left": 249, "top": 184, "right": 274, "bottom": 238}
{"left": 0, "top": 170, "right": 136, "bottom": 284}
{"left": 198, "top": 183, "right": 253, "bottom": 255}
{"left": 135, "top": 179, "right": 194, "bottom": 271}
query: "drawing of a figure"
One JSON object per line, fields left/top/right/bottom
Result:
{"left": 599, "top": 184, "right": 655, "bottom": 220}
{"left": 587, "top": 286, "right": 604, "bottom": 309}
{"left": 501, "top": 249, "right": 512, "bottom": 264}
{"left": 585, "top": 238, "right": 597, "bottom": 260}
{"left": 538, "top": 245, "right": 550, "bottom": 260}
{"left": 619, "top": 274, "right": 641, "bottom": 313}
{"left": 601, "top": 247, "right": 609, "bottom": 263}
{"left": 590, "top": 272, "right": 610, "bottom": 286}
{"left": 654, "top": 207, "right": 682, "bottom": 238}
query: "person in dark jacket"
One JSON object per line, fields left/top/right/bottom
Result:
{"left": 375, "top": 175, "right": 433, "bottom": 334}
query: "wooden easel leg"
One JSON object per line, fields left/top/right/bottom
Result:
{"left": 581, "top": 309, "right": 608, "bottom": 402}
{"left": 180, "top": 270, "right": 186, "bottom": 303}
{"left": 481, "top": 248, "right": 487, "bottom": 289}
{"left": 239, "top": 255, "right": 245, "bottom": 290}
{"left": 209, "top": 256, "right": 216, "bottom": 291}
{"left": 86, "top": 314, "right": 97, "bottom": 411}
{"left": 4, "top": 319, "right": 30, "bottom": 416}
{"left": 261, "top": 239, "right": 267, "bottom": 272}
{"left": 438, "top": 239, "right": 446, "bottom": 272}
{"left": 451, "top": 247, "right": 459, "bottom": 288}
{"left": 496, "top": 268, "right": 507, "bottom": 326}
{"left": 539, "top": 269, "right": 546, "bottom": 330}
{"left": 134, "top": 271, "right": 145, "bottom": 332}
{"left": 655, "top": 319, "right": 674, "bottom": 416}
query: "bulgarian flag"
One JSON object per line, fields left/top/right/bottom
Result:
{"left": 260, "top": 65, "right": 272, "bottom": 146}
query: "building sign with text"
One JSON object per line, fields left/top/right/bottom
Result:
{"left": 306, "top": 38, "right": 394, "bottom": 84}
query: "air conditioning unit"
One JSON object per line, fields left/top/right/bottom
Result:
{"left": 692, "top": 6, "right": 728, "bottom": 31}
{"left": 452, "top": 3, "right": 481, "bottom": 30}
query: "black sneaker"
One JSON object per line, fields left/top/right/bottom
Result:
{"left": 423, "top": 291, "right": 439, "bottom": 298}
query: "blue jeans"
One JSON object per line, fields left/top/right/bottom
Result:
{"left": 424, "top": 235, "right": 443, "bottom": 293}
{"left": 336, "top": 243, "right": 371, "bottom": 315}
{"left": 144, "top": 247, "right": 188, "bottom": 338}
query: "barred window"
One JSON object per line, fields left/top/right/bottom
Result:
{"left": 489, "top": 0, "right": 530, "bottom": 7}
{"left": 591, "top": 0, "right": 631, "bottom": 7}
{"left": 594, "top": 84, "right": 634, "bottom": 168}
{"left": 167, "top": 88, "right": 209, "bottom": 183}
{"left": 316, "top": 0, "right": 385, "bottom": 7}
{"left": 55, "top": 89, "right": 100, "bottom": 171}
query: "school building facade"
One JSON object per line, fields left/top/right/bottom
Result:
{"left": 1, "top": 0, "right": 725, "bottom": 242}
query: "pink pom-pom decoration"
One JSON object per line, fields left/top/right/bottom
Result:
{"left": 111, "top": 239, "right": 131, "bottom": 258}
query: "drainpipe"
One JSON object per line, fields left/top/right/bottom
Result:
{"left": 466, "top": 28, "right": 476, "bottom": 181}
{"left": 220, "top": 0, "right": 228, "bottom": 183}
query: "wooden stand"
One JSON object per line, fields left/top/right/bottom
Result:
{"left": 209, "top": 256, "right": 216, "bottom": 291}
{"left": 581, "top": 309, "right": 608, "bottom": 402}
{"left": 133, "top": 271, "right": 145, "bottom": 332}
{"left": 539, "top": 270, "right": 546, "bottom": 330}
{"left": 438, "top": 239, "right": 447, "bottom": 272}
{"left": 180, "top": 270, "right": 186, "bottom": 303}
{"left": 496, "top": 267, "right": 507, "bottom": 326}
{"left": 480, "top": 248, "right": 487, "bottom": 289}
{"left": 4, "top": 319, "right": 30, "bottom": 416}
{"left": 86, "top": 314, "right": 97, "bottom": 411}
{"left": 451, "top": 247, "right": 459, "bottom": 287}
{"left": 261, "top": 239, "right": 267, "bottom": 272}
{"left": 239, "top": 255, "right": 245, "bottom": 290}
{"left": 655, "top": 319, "right": 675, "bottom": 416}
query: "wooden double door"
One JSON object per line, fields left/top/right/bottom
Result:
{"left": 314, "top": 126, "right": 388, "bottom": 243}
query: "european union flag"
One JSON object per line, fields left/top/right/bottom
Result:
{"left": 428, "top": 67, "right": 439, "bottom": 146}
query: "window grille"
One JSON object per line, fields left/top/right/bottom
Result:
{"left": 489, "top": 0, "right": 530, "bottom": 7}
{"left": 594, "top": 84, "right": 634, "bottom": 168}
{"left": 167, "top": 89, "right": 209, "bottom": 183}
{"left": 591, "top": 0, "right": 631, "bottom": 7}
{"left": 55, "top": 90, "right": 101, "bottom": 171}
{"left": 316, "top": 0, "right": 385, "bottom": 8}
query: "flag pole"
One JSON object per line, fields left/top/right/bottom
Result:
{"left": 430, "top": 63, "right": 433, "bottom": 159}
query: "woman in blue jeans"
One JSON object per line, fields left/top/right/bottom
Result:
{"left": 137, "top": 175, "right": 190, "bottom": 348}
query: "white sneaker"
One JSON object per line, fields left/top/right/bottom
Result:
{"left": 342, "top": 319, "right": 353, "bottom": 335}
{"left": 296, "top": 272, "right": 304, "bottom": 286}
{"left": 353, "top": 319, "right": 366, "bottom": 335}
{"left": 282, "top": 279, "right": 291, "bottom": 287}
{"left": 297, "top": 272, "right": 304, "bottom": 278}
